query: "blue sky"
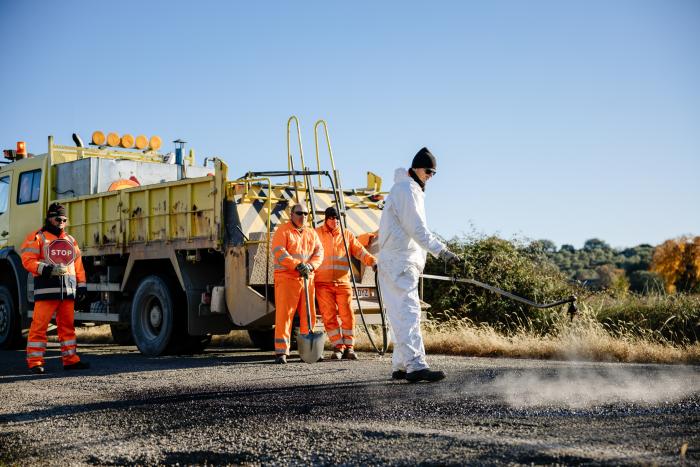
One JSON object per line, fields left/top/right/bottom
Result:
{"left": 1, "top": 0, "right": 698, "bottom": 249}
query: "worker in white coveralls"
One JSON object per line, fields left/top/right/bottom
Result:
{"left": 377, "top": 147, "right": 460, "bottom": 383}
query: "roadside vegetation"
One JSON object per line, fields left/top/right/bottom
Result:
{"left": 412, "top": 234, "right": 700, "bottom": 364}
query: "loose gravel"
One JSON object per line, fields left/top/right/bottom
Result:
{"left": 1, "top": 344, "right": 699, "bottom": 466}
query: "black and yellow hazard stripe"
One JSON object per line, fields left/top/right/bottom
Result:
{"left": 232, "top": 182, "right": 382, "bottom": 239}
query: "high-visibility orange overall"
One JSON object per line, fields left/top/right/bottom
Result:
{"left": 21, "top": 229, "right": 86, "bottom": 369}
{"left": 315, "top": 224, "right": 376, "bottom": 350}
{"left": 272, "top": 221, "right": 324, "bottom": 356}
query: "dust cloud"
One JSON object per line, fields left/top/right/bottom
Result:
{"left": 490, "top": 365, "right": 700, "bottom": 408}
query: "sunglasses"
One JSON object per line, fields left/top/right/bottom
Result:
{"left": 53, "top": 217, "right": 68, "bottom": 223}
{"left": 293, "top": 211, "right": 309, "bottom": 216}
{"left": 425, "top": 168, "right": 437, "bottom": 175}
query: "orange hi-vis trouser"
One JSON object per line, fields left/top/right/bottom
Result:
{"left": 26, "top": 299, "right": 81, "bottom": 369}
{"left": 316, "top": 282, "right": 354, "bottom": 350}
{"left": 274, "top": 275, "right": 316, "bottom": 356}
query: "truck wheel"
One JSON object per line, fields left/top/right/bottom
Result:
{"left": 0, "top": 285, "right": 24, "bottom": 350}
{"left": 109, "top": 324, "right": 134, "bottom": 346}
{"left": 131, "top": 276, "right": 177, "bottom": 356}
{"left": 248, "top": 329, "right": 274, "bottom": 351}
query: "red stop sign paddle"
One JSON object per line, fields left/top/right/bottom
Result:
{"left": 46, "top": 239, "right": 75, "bottom": 266}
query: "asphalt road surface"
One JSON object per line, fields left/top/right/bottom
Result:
{"left": 1, "top": 344, "right": 699, "bottom": 466}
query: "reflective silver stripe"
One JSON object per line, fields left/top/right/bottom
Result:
{"left": 27, "top": 341, "right": 47, "bottom": 348}
{"left": 21, "top": 247, "right": 40, "bottom": 254}
{"left": 34, "top": 287, "right": 77, "bottom": 296}
{"left": 77, "top": 282, "right": 86, "bottom": 287}
{"left": 61, "top": 349, "right": 77, "bottom": 357}
{"left": 61, "top": 339, "right": 77, "bottom": 347}
{"left": 275, "top": 338, "right": 289, "bottom": 344}
{"left": 272, "top": 246, "right": 285, "bottom": 254}
{"left": 318, "top": 265, "right": 350, "bottom": 271}
{"left": 359, "top": 250, "right": 368, "bottom": 260}
{"left": 291, "top": 254, "right": 310, "bottom": 260}
{"left": 37, "top": 263, "right": 46, "bottom": 274}
{"left": 342, "top": 338, "right": 354, "bottom": 345}
{"left": 341, "top": 329, "right": 354, "bottom": 336}
{"left": 274, "top": 265, "right": 288, "bottom": 271}
{"left": 27, "top": 351, "right": 44, "bottom": 358}
{"left": 330, "top": 255, "right": 347, "bottom": 261}
{"left": 277, "top": 253, "right": 292, "bottom": 262}
{"left": 326, "top": 328, "right": 341, "bottom": 337}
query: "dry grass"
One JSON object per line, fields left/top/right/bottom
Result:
{"left": 72, "top": 319, "right": 700, "bottom": 365}
{"left": 352, "top": 299, "right": 700, "bottom": 364}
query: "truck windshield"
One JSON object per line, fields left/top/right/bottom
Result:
{"left": 0, "top": 176, "right": 8, "bottom": 214}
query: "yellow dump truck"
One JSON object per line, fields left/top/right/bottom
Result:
{"left": 0, "top": 119, "right": 385, "bottom": 355}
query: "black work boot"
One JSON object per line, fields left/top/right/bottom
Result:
{"left": 342, "top": 348, "right": 358, "bottom": 360}
{"left": 391, "top": 370, "right": 407, "bottom": 380}
{"left": 30, "top": 365, "right": 46, "bottom": 375}
{"left": 274, "top": 354, "right": 287, "bottom": 364}
{"left": 330, "top": 348, "right": 343, "bottom": 360}
{"left": 406, "top": 368, "right": 445, "bottom": 383}
{"left": 64, "top": 361, "right": 90, "bottom": 371}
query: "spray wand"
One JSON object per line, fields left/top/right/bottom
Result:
{"left": 422, "top": 271, "right": 578, "bottom": 320}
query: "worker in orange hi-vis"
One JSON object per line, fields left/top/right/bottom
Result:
{"left": 357, "top": 231, "right": 378, "bottom": 248}
{"left": 315, "top": 207, "right": 376, "bottom": 360}
{"left": 21, "top": 203, "right": 90, "bottom": 374}
{"left": 271, "top": 203, "right": 324, "bottom": 364}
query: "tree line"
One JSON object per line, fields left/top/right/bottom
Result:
{"left": 531, "top": 236, "right": 700, "bottom": 295}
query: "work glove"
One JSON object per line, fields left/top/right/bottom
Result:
{"left": 295, "top": 263, "right": 311, "bottom": 278}
{"left": 51, "top": 265, "right": 69, "bottom": 276}
{"left": 439, "top": 249, "right": 461, "bottom": 265}
{"left": 40, "top": 264, "right": 54, "bottom": 278}
{"left": 76, "top": 286, "right": 88, "bottom": 303}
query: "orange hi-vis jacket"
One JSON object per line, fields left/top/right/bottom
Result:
{"left": 272, "top": 221, "right": 324, "bottom": 277}
{"left": 314, "top": 224, "right": 376, "bottom": 284}
{"left": 21, "top": 229, "right": 86, "bottom": 301}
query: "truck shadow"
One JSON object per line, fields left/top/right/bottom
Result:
{"left": 0, "top": 344, "right": 297, "bottom": 382}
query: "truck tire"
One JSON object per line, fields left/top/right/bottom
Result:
{"left": 248, "top": 329, "right": 274, "bottom": 351}
{"left": 131, "top": 275, "right": 178, "bottom": 356}
{"left": 0, "top": 285, "right": 24, "bottom": 350}
{"left": 109, "top": 324, "right": 134, "bottom": 346}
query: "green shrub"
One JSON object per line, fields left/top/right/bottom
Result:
{"left": 592, "top": 293, "right": 700, "bottom": 344}
{"left": 422, "top": 235, "right": 576, "bottom": 334}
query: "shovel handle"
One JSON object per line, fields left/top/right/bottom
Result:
{"left": 302, "top": 275, "right": 313, "bottom": 336}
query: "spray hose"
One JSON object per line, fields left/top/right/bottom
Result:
{"left": 421, "top": 273, "right": 578, "bottom": 320}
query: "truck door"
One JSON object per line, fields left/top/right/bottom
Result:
{"left": 0, "top": 174, "right": 11, "bottom": 247}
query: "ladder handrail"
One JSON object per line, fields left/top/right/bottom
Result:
{"left": 286, "top": 116, "right": 306, "bottom": 202}
{"left": 313, "top": 119, "right": 337, "bottom": 188}
{"left": 314, "top": 120, "right": 347, "bottom": 224}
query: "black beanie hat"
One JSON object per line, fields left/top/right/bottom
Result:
{"left": 411, "top": 147, "right": 437, "bottom": 170}
{"left": 47, "top": 202, "right": 66, "bottom": 218}
{"left": 324, "top": 206, "right": 339, "bottom": 218}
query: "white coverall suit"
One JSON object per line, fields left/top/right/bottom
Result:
{"left": 377, "top": 168, "right": 447, "bottom": 373}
